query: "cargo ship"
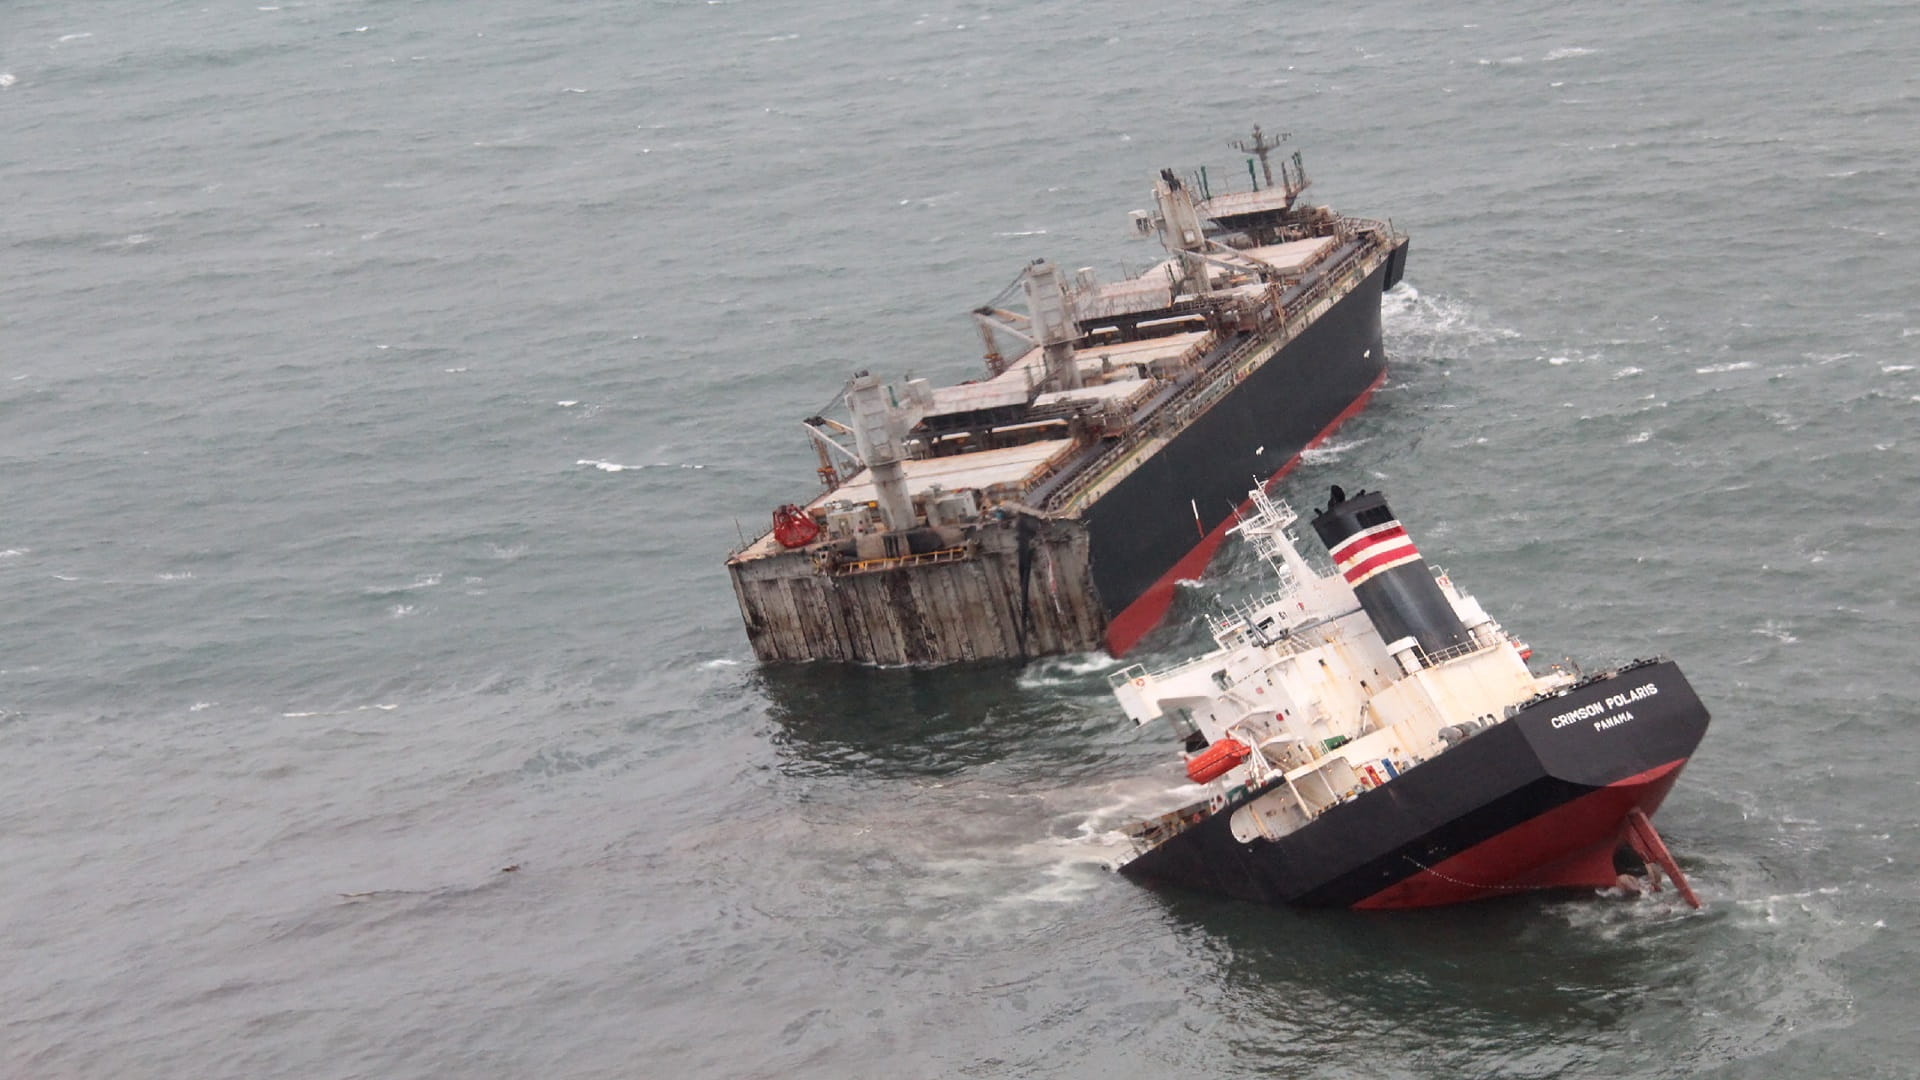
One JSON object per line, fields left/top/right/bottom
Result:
{"left": 1106, "top": 484, "right": 1711, "bottom": 909}
{"left": 727, "top": 128, "right": 1410, "bottom": 665}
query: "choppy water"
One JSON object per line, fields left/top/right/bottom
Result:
{"left": 4, "top": 1, "right": 1917, "bottom": 1076}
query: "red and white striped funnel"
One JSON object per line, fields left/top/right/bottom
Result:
{"left": 1310, "top": 486, "right": 1470, "bottom": 661}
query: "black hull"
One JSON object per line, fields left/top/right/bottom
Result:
{"left": 1085, "top": 252, "right": 1398, "bottom": 652}
{"left": 1120, "top": 659, "right": 1712, "bottom": 909}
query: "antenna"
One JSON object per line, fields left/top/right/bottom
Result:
{"left": 1231, "top": 125, "right": 1290, "bottom": 189}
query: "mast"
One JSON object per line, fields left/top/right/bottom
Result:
{"left": 1231, "top": 124, "right": 1288, "bottom": 190}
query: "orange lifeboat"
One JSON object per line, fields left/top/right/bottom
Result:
{"left": 1185, "top": 738, "right": 1251, "bottom": 784}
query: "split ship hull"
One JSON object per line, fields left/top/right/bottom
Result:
{"left": 730, "top": 243, "right": 1407, "bottom": 664}
{"left": 1087, "top": 253, "right": 1399, "bottom": 655}
{"left": 1119, "top": 659, "right": 1711, "bottom": 909}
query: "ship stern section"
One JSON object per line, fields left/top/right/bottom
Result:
{"left": 1120, "top": 660, "right": 1711, "bottom": 909}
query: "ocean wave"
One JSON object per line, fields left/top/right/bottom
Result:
{"left": 1380, "top": 283, "right": 1520, "bottom": 347}
{"left": 364, "top": 573, "right": 441, "bottom": 597}
{"left": 1017, "top": 652, "right": 1123, "bottom": 688}
{"left": 281, "top": 704, "right": 399, "bottom": 719}
{"left": 1300, "top": 436, "right": 1371, "bottom": 465}
{"left": 576, "top": 459, "right": 707, "bottom": 472}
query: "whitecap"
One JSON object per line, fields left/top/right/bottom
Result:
{"left": 557, "top": 400, "right": 579, "bottom": 407}
{"left": 1695, "top": 361, "right": 1756, "bottom": 374}
{"left": 58, "top": 32, "right": 94, "bottom": 43}
{"left": 0, "top": 73, "right": 16, "bottom": 89}
{"left": 0, "top": 549, "right": 23, "bottom": 558}
{"left": 699, "top": 658, "right": 743, "bottom": 669}
{"left": 1613, "top": 366, "right": 1643, "bottom": 378}
{"left": 190, "top": 702, "right": 213, "bottom": 711}
{"left": 390, "top": 604, "right": 415, "bottom": 617}
{"left": 1543, "top": 46, "right": 1595, "bottom": 60}
{"left": 281, "top": 703, "right": 397, "bottom": 719}
{"left": 1627, "top": 431, "right": 1651, "bottom": 444}
{"left": 993, "top": 230, "right": 1049, "bottom": 237}
{"left": 156, "top": 571, "right": 194, "bottom": 581}
{"left": 1300, "top": 436, "right": 1371, "bottom": 465}
{"left": 366, "top": 573, "right": 440, "bottom": 596}
{"left": 577, "top": 459, "right": 634, "bottom": 472}
{"left": 1020, "top": 651, "right": 1123, "bottom": 682}
{"left": 1379, "top": 283, "right": 1519, "bottom": 344}
{"left": 1882, "top": 364, "right": 1913, "bottom": 374}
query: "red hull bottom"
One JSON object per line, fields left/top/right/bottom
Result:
{"left": 1353, "top": 760, "right": 1692, "bottom": 909}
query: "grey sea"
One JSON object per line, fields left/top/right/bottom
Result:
{"left": 4, "top": 0, "right": 1917, "bottom": 1076}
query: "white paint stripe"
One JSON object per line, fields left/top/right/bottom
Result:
{"left": 1346, "top": 551, "right": 1423, "bottom": 587}
{"left": 1327, "top": 519, "right": 1405, "bottom": 561}
{"left": 1335, "top": 537, "right": 1418, "bottom": 572}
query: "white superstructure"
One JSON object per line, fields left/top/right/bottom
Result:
{"left": 1108, "top": 488, "right": 1577, "bottom": 845}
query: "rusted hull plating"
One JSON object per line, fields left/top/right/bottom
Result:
{"left": 730, "top": 516, "right": 1105, "bottom": 664}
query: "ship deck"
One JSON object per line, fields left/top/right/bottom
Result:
{"left": 924, "top": 330, "right": 1214, "bottom": 420}
{"left": 734, "top": 438, "right": 1079, "bottom": 560}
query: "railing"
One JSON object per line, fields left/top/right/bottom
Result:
{"left": 1403, "top": 635, "right": 1506, "bottom": 670}
{"left": 1205, "top": 586, "right": 1304, "bottom": 646}
{"left": 829, "top": 545, "right": 973, "bottom": 577}
{"left": 1043, "top": 233, "right": 1392, "bottom": 514}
